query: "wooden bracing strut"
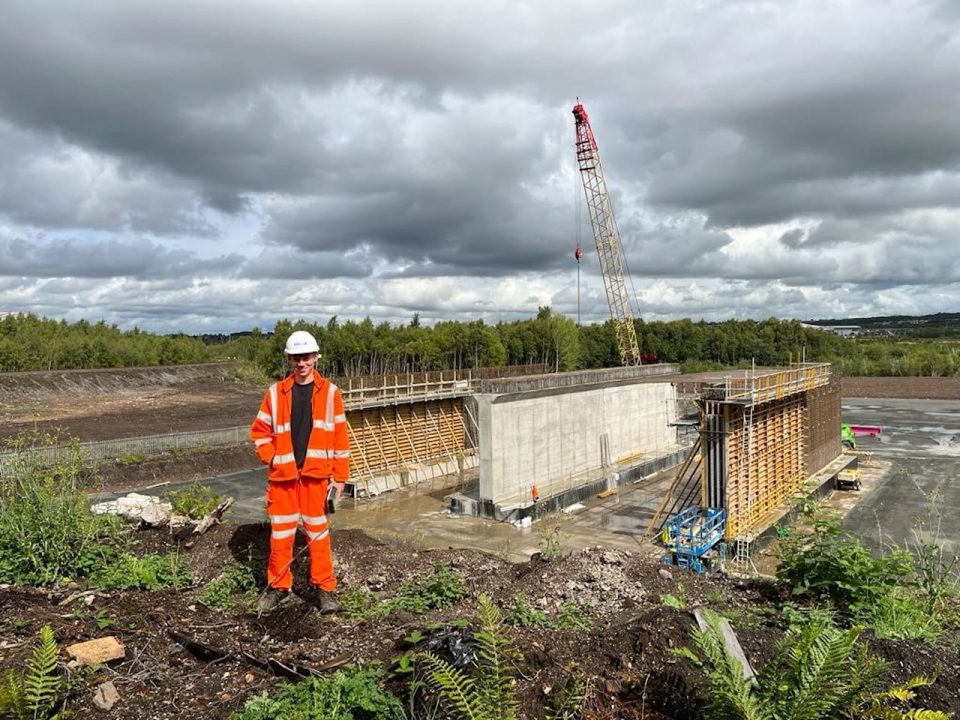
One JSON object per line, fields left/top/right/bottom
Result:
{"left": 644, "top": 435, "right": 702, "bottom": 537}
{"left": 344, "top": 398, "right": 470, "bottom": 490}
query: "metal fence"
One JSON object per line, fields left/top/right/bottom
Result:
{"left": 0, "top": 425, "right": 248, "bottom": 478}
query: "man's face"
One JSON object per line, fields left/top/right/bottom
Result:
{"left": 288, "top": 352, "right": 318, "bottom": 382}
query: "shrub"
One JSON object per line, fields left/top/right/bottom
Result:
{"left": 0, "top": 433, "right": 124, "bottom": 585}
{"left": 230, "top": 666, "right": 404, "bottom": 720}
{"left": 777, "top": 504, "right": 914, "bottom": 616}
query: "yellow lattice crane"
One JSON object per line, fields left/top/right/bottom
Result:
{"left": 572, "top": 101, "right": 641, "bottom": 366}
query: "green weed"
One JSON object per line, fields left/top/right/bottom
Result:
{"left": 553, "top": 601, "right": 592, "bottom": 630}
{"left": 89, "top": 552, "right": 192, "bottom": 591}
{"left": 535, "top": 512, "right": 568, "bottom": 559}
{"left": 660, "top": 583, "right": 688, "bottom": 610}
{"left": 93, "top": 609, "right": 115, "bottom": 630}
{"left": 507, "top": 594, "right": 592, "bottom": 631}
{"left": 0, "top": 432, "right": 125, "bottom": 586}
{"left": 230, "top": 666, "right": 404, "bottom": 720}
{"left": 863, "top": 590, "right": 942, "bottom": 642}
{"left": 382, "top": 564, "right": 467, "bottom": 615}
{"left": 507, "top": 594, "right": 552, "bottom": 628}
{"left": 169, "top": 482, "right": 223, "bottom": 519}
{"left": 199, "top": 562, "right": 258, "bottom": 611}
{"left": 340, "top": 585, "right": 380, "bottom": 620}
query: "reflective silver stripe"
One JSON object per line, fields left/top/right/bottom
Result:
{"left": 276, "top": 422, "right": 291, "bottom": 434}
{"left": 313, "top": 420, "right": 334, "bottom": 431}
{"left": 325, "top": 383, "right": 337, "bottom": 428}
{"left": 301, "top": 514, "right": 326, "bottom": 525}
{"left": 257, "top": 411, "right": 272, "bottom": 424}
{"left": 334, "top": 413, "right": 346, "bottom": 424}
{"left": 305, "top": 529, "right": 329, "bottom": 542}
{"left": 254, "top": 438, "right": 271, "bottom": 447}
{"left": 269, "top": 513, "right": 300, "bottom": 524}
{"left": 269, "top": 382, "right": 279, "bottom": 433}
{"left": 305, "top": 449, "right": 352, "bottom": 459}
{"left": 272, "top": 452, "right": 296, "bottom": 465}
{"left": 271, "top": 528, "right": 297, "bottom": 539}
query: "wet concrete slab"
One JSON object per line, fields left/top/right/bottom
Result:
{"left": 841, "top": 398, "right": 960, "bottom": 554}
{"left": 96, "top": 463, "right": 670, "bottom": 562}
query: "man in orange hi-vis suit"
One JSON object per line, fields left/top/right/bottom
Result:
{"left": 249, "top": 330, "right": 350, "bottom": 614}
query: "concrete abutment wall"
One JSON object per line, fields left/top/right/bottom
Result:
{"left": 475, "top": 381, "right": 681, "bottom": 507}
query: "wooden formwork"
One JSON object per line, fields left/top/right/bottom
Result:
{"left": 722, "top": 397, "right": 807, "bottom": 539}
{"left": 713, "top": 395, "right": 807, "bottom": 540}
{"left": 345, "top": 398, "right": 472, "bottom": 494}
{"left": 689, "top": 364, "right": 840, "bottom": 541}
{"left": 803, "top": 374, "right": 842, "bottom": 475}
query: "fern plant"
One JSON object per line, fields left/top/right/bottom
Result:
{"left": 680, "top": 609, "right": 949, "bottom": 720}
{"left": 0, "top": 625, "right": 68, "bottom": 720}
{"left": 417, "top": 595, "right": 521, "bottom": 720}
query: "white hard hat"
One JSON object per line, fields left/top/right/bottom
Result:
{"left": 284, "top": 330, "right": 320, "bottom": 355}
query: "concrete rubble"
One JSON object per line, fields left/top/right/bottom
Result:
{"left": 90, "top": 492, "right": 186, "bottom": 527}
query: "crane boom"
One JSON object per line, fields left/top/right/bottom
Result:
{"left": 572, "top": 102, "right": 641, "bottom": 366}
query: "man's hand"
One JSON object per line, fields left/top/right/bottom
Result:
{"left": 332, "top": 480, "right": 346, "bottom": 500}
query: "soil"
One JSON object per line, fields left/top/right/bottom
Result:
{"left": 841, "top": 375, "right": 960, "bottom": 399}
{"left": 0, "top": 364, "right": 262, "bottom": 443}
{"left": 1, "top": 524, "right": 958, "bottom": 719}
{"left": 94, "top": 446, "right": 259, "bottom": 494}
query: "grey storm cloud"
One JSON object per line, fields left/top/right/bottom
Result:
{"left": 0, "top": 0, "right": 959, "bottom": 330}
{"left": 0, "top": 235, "right": 244, "bottom": 280}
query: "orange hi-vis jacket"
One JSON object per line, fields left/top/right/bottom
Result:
{"left": 250, "top": 374, "right": 351, "bottom": 482}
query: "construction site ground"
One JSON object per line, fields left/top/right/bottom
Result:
{"left": 1, "top": 369, "right": 960, "bottom": 717}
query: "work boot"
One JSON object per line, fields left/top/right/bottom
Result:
{"left": 257, "top": 587, "right": 289, "bottom": 615}
{"left": 316, "top": 588, "right": 341, "bottom": 615}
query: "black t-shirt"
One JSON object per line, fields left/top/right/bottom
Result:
{"left": 291, "top": 381, "right": 314, "bottom": 469}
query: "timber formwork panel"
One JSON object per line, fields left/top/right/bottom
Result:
{"left": 345, "top": 398, "right": 470, "bottom": 492}
{"left": 803, "top": 375, "right": 841, "bottom": 475}
{"left": 724, "top": 396, "right": 806, "bottom": 539}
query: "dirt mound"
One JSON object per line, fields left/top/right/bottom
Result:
{"left": 1, "top": 524, "right": 956, "bottom": 719}
{"left": 0, "top": 364, "right": 262, "bottom": 442}
{"left": 0, "top": 363, "right": 233, "bottom": 398}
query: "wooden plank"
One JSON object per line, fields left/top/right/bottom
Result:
{"left": 693, "top": 608, "right": 755, "bottom": 681}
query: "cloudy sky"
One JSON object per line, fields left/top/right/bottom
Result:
{"left": 1, "top": 1, "right": 958, "bottom": 333}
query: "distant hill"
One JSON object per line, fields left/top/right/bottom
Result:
{"left": 805, "top": 312, "right": 960, "bottom": 338}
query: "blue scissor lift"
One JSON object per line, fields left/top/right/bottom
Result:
{"left": 662, "top": 506, "right": 727, "bottom": 573}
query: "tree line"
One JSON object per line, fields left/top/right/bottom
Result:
{"left": 0, "top": 313, "right": 208, "bottom": 372}
{"left": 1, "top": 311, "right": 957, "bottom": 377}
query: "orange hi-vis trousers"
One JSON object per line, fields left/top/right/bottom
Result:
{"left": 265, "top": 475, "right": 336, "bottom": 591}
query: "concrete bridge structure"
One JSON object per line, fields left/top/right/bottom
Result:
{"left": 344, "top": 362, "right": 843, "bottom": 555}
